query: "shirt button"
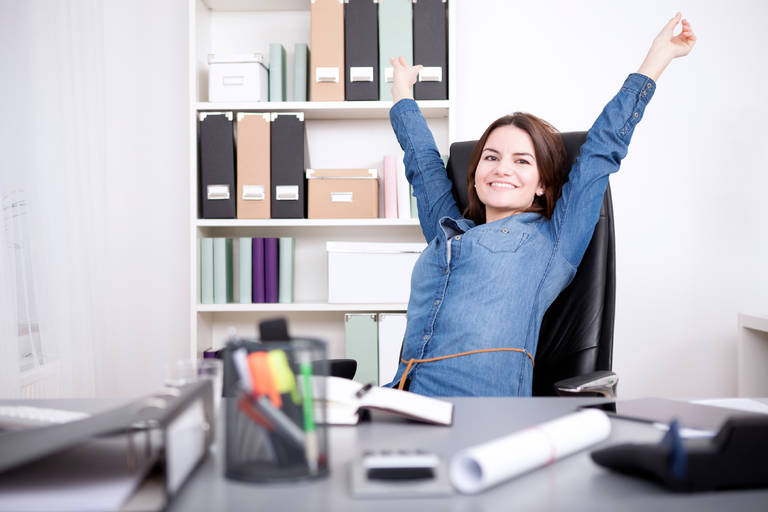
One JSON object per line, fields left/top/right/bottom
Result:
{"left": 434, "top": 300, "right": 440, "bottom": 306}
{"left": 642, "top": 90, "right": 647, "bottom": 96}
{"left": 646, "top": 83, "right": 652, "bottom": 89}
{"left": 423, "top": 335, "right": 430, "bottom": 341}
{"left": 454, "top": 235, "right": 461, "bottom": 240}
{"left": 633, "top": 112, "right": 639, "bottom": 118}
{"left": 444, "top": 269, "right": 449, "bottom": 274}
{"left": 502, "top": 228, "right": 509, "bottom": 234}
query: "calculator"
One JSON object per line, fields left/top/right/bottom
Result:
{"left": 362, "top": 449, "right": 440, "bottom": 480}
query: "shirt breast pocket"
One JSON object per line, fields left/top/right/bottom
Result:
{"left": 477, "top": 228, "right": 531, "bottom": 253}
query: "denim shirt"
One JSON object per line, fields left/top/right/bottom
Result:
{"left": 384, "top": 73, "right": 656, "bottom": 397}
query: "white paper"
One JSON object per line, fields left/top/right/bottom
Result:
{"left": 691, "top": 398, "right": 768, "bottom": 415}
{"left": 449, "top": 409, "right": 610, "bottom": 494}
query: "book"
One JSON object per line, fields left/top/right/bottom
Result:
{"left": 396, "top": 158, "right": 410, "bottom": 219}
{"left": 213, "top": 237, "right": 233, "bottom": 304}
{"left": 269, "top": 43, "right": 286, "bottom": 101}
{"left": 278, "top": 237, "right": 294, "bottom": 303}
{"left": 239, "top": 237, "right": 252, "bottom": 304}
{"left": 200, "top": 238, "right": 214, "bottom": 304}
{"left": 293, "top": 43, "right": 309, "bottom": 101}
{"left": 265, "top": 238, "right": 279, "bottom": 303}
{"left": 252, "top": 238, "right": 266, "bottom": 303}
{"left": 312, "top": 376, "right": 454, "bottom": 426}
{"left": 382, "top": 155, "right": 398, "bottom": 219}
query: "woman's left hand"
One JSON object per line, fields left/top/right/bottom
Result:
{"left": 638, "top": 12, "right": 697, "bottom": 81}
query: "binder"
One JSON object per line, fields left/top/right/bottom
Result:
{"left": 239, "top": 237, "right": 252, "bottom": 304}
{"left": 236, "top": 113, "right": 270, "bottom": 219}
{"left": 213, "top": 238, "right": 233, "bottom": 304}
{"left": 252, "top": 238, "right": 266, "bottom": 303}
{"left": 378, "top": 313, "right": 407, "bottom": 385}
{"left": 200, "top": 238, "right": 214, "bottom": 304}
{"left": 310, "top": 0, "right": 345, "bottom": 101}
{"left": 378, "top": 0, "right": 412, "bottom": 102}
{"left": 269, "top": 43, "right": 287, "bottom": 101}
{"left": 345, "top": 313, "right": 379, "bottom": 385}
{"left": 412, "top": 0, "right": 448, "bottom": 100}
{"left": 265, "top": 238, "right": 279, "bottom": 303}
{"left": 270, "top": 113, "right": 306, "bottom": 219}
{"left": 0, "top": 381, "right": 213, "bottom": 511}
{"left": 344, "top": 0, "right": 379, "bottom": 101}
{"left": 198, "top": 112, "right": 236, "bottom": 219}
{"left": 293, "top": 43, "right": 309, "bottom": 101}
{"left": 278, "top": 237, "right": 294, "bottom": 303}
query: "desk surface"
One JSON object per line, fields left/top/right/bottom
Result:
{"left": 169, "top": 397, "right": 768, "bottom": 512}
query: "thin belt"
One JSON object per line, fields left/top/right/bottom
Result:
{"left": 397, "top": 348, "right": 535, "bottom": 391}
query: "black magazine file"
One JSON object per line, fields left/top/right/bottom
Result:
{"left": 445, "top": 133, "right": 615, "bottom": 396}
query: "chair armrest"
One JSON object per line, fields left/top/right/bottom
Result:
{"left": 553, "top": 371, "right": 618, "bottom": 398}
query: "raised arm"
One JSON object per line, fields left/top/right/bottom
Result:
{"left": 551, "top": 13, "right": 697, "bottom": 266}
{"left": 389, "top": 56, "right": 463, "bottom": 243}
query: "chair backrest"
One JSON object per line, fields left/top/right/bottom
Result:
{"left": 445, "top": 133, "right": 615, "bottom": 396}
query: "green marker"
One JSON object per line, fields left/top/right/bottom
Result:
{"left": 299, "top": 354, "right": 318, "bottom": 473}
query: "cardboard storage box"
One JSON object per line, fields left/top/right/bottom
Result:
{"left": 208, "top": 53, "right": 268, "bottom": 102}
{"left": 307, "top": 169, "right": 378, "bottom": 219}
{"left": 326, "top": 241, "right": 426, "bottom": 303}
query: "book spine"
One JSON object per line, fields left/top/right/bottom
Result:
{"left": 239, "top": 237, "right": 252, "bottom": 303}
{"left": 397, "top": 159, "right": 410, "bottom": 219}
{"left": 278, "top": 237, "right": 294, "bottom": 303}
{"left": 265, "top": 238, "right": 279, "bottom": 303}
{"left": 213, "top": 237, "right": 228, "bottom": 304}
{"left": 383, "top": 155, "right": 398, "bottom": 219}
{"left": 252, "top": 238, "right": 266, "bottom": 303}
{"left": 269, "top": 43, "right": 286, "bottom": 101}
{"left": 200, "top": 238, "right": 214, "bottom": 304}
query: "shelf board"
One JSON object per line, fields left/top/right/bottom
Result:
{"left": 197, "top": 303, "right": 408, "bottom": 312}
{"left": 739, "top": 313, "right": 768, "bottom": 333}
{"left": 196, "top": 218, "right": 420, "bottom": 227}
{"left": 203, "top": 0, "right": 309, "bottom": 11}
{"left": 196, "top": 100, "right": 449, "bottom": 120}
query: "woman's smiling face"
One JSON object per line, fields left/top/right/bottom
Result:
{"left": 474, "top": 124, "right": 545, "bottom": 223}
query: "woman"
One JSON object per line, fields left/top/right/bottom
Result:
{"left": 384, "top": 13, "right": 696, "bottom": 396}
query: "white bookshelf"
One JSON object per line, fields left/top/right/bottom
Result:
{"left": 188, "top": 0, "right": 455, "bottom": 359}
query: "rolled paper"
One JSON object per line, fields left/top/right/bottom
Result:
{"left": 449, "top": 409, "right": 611, "bottom": 494}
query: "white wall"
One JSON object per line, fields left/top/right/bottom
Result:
{"left": 453, "top": 0, "right": 768, "bottom": 398}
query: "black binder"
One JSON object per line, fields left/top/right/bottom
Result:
{"left": 199, "top": 112, "right": 236, "bottom": 218}
{"left": 344, "top": 0, "right": 379, "bottom": 101}
{"left": 270, "top": 113, "right": 306, "bottom": 219}
{"left": 413, "top": 0, "right": 447, "bottom": 100}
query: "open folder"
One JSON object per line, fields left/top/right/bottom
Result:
{"left": 0, "top": 381, "right": 214, "bottom": 512}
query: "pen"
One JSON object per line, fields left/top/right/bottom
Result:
{"left": 355, "top": 382, "right": 374, "bottom": 399}
{"left": 298, "top": 352, "right": 319, "bottom": 473}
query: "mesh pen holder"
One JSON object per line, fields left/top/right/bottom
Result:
{"left": 222, "top": 337, "right": 329, "bottom": 482}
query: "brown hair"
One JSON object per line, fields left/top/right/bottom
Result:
{"left": 465, "top": 112, "right": 568, "bottom": 225}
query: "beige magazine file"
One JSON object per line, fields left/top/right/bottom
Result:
{"left": 310, "top": 0, "right": 345, "bottom": 101}
{"left": 236, "top": 113, "right": 271, "bottom": 219}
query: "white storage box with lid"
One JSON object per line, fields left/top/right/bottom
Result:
{"left": 326, "top": 242, "right": 427, "bottom": 304}
{"left": 208, "top": 53, "right": 268, "bottom": 103}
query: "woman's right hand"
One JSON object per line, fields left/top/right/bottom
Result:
{"left": 390, "top": 56, "right": 423, "bottom": 104}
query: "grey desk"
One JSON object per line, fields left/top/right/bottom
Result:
{"left": 170, "top": 397, "right": 768, "bottom": 512}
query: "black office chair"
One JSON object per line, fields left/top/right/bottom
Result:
{"left": 445, "top": 133, "right": 618, "bottom": 397}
